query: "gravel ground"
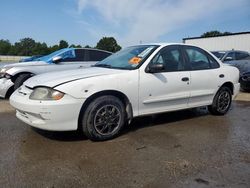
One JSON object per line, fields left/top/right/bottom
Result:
{"left": 0, "top": 94, "right": 249, "bottom": 187}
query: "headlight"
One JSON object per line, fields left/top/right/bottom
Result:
{"left": 29, "top": 87, "right": 64, "bottom": 100}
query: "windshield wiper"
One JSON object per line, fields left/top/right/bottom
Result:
{"left": 92, "top": 64, "right": 112, "bottom": 68}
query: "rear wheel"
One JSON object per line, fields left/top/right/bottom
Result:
{"left": 14, "top": 73, "right": 32, "bottom": 90}
{"left": 208, "top": 86, "right": 232, "bottom": 115}
{"left": 81, "top": 95, "right": 126, "bottom": 141}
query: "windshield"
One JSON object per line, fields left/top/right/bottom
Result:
{"left": 36, "top": 48, "right": 74, "bottom": 63}
{"left": 94, "top": 45, "right": 159, "bottom": 70}
{"left": 211, "top": 51, "right": 226, "bottom": 60}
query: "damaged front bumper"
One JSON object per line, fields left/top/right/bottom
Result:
{"left": 10, "top": 85, "right": 84, "bottom": 131}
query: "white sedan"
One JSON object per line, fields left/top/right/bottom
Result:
{"left": 10, "top": 43, "right": 240, "bottom": 141}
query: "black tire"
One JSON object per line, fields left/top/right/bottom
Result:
{"left": 5, "top": 86, "right": 14, "bottom": 99}
{"left": 208, "top": 86, "right": 232, "bottom": 115}
{"left": 14, "top": 73, "right": 32, "bottom": 90}
{"left": 81, "top": 95, "right": 126, "bottom": 141}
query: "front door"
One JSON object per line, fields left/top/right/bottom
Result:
{"left": 139, "top": 45, "right": 190, "bottom": 115}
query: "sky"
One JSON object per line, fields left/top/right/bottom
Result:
{"left": 0, "top": 0, "right": 250, "bottom": 47}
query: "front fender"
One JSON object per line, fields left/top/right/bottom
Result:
{"left": 54, "top": 70, "right": 140, "bottom": 116}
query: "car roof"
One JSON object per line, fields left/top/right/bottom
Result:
{"left": 129, "top": 43, "right": 202, "bottom": 48}
{"left": 212, "top": 50, "right": 249, "bottom": 54}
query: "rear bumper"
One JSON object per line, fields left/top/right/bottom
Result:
{"left": 233, "top": 83, "right": 240, "bottom": 99}
{"left": 0, "top": 78, "right": 14, "bottom": 98}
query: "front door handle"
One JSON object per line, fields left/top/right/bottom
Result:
{"left": 181, "top": 77, "right": 189, "bottom": 82}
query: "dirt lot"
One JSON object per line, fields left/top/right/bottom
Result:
{"left": 0, "top": 94, "right": 249, "bottom": 188}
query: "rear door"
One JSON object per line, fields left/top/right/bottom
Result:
{"left": 183, "top": 46, "right": 221, "bottom": 107}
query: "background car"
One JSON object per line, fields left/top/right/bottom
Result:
{"left": 239, "top": 68, "right": 250, "bottom": 91}
{"left": 211, "top": 50, "right": 250, "bottom": 62}
{"left": 10, "top": 43, "right": 240, "bottom": 141}
{"left": 211, "top": 50, "right": 250, "bottom": 91}
{"left": 0, "top": 48, "right": 112, "bottom": 98}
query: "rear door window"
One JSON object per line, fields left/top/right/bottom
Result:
{"left": 184, "top": 46, "right": 219, "bottom": 70}
{"left": 87, "top": 50, "right": 111, "bottom": 61}
{"left": 74, "top": 49, "right": 85, "bottom": 61}
{"left": 60, "top": 49, "right": 77, "bottom": 62}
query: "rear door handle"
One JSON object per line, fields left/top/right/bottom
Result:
{"left": 181, "top": 77, "right": 189, "bottom": 82}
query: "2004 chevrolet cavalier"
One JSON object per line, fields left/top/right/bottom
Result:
{"left": 10, "top": 43, "right": 240, "bottom": 141}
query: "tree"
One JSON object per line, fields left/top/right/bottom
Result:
{"left": 84, "top": 45, "right": 91, "bottom": 48}
{"left": 201, "top": 30, "right": 232, "bottom": 38}
{"left": 96, "top": 37, "right": 121, "bottom": 52}
{"left": 49, "top": 45, "right": 60, "bottom": 53}
{"left": 59, "top": 40, "right": 69, "bottom": 49}
{"left": 69, "top": 44, "right": 82, "bottom": 48}
{"left": 0, "top": 39, "right": 11, "bottom": 55}
{"left": 33, "top": 42, "right": 49, "bottom": 55}
{"left": 14, "top": 38, "right": 36, "bottom": 56}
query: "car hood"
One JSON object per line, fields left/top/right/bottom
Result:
{"left": 24, "top": 67, "right": 127, "bottom": 88}
{"left": 2, "top": 61, "right": 47, "bottom": 69}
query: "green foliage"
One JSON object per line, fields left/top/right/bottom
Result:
{"left": 33, "top": 42, "right": 49, "bottom": 55}
{"left": 0, "top": 39, "right": 11, "bottom": 55}
{"left": 59, "top": 40, "right": 69, "bottom": 49}
{"left": 96, "top": 37, "right": 121, "bottom": 52}
{"left": 0, "top": 36, "right": 122, "bottom": 56}
{"left": 69, "top": 44, "right": 82, "bottom": 48}
{"left": 49, "top": 45, "right": 60, "bottom": 53}
{"left": 14, "top": 38, "right": 36, "bottom": 56}
{"left": 201, "top": 30, "right": 232, "bottom": 38}
{"left": 84, "top": 45, "right": 91, "bottom": 48}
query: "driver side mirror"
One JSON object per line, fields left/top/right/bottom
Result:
{"left": 146, "top": 63, "right": 164, "bottom": 73}
{"left": 52, "top": 56, "right": 62, "bottom": 64}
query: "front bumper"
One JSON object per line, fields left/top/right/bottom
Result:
{"left": 0, "top": 78, "right": 14, "bottom": 98}
{"left": 10, "top": 85, "right": 85, "bottom": 131}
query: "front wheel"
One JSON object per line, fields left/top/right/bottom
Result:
{"left": 81, "top": 95, "right": 126, "bottom": 141}
{"left": 14, "top": 73, "right": 32, "bottom": 90}
{"left": 208, "top": 87, "right": 232, "bottom": 115}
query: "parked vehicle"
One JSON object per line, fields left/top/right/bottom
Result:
{"left": 233, "top": 62, "right": 250, "bottom": 91}
{"left": 19, "top": 55, "right": 43, "bottom": 62}
{"left": 240, "top": 71, "right": 250, "bottom": 91}
{"left": 10, "top": 43, "right": 240, "bottom": 141}
{"left": 211, "top": 50, "right": 250, "bottom": 91}
{"left": 0, "top": 48, "right": 112, "bottom": 98}
{"left": 211, "top": 50, "right": 250, "bottom": 62}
